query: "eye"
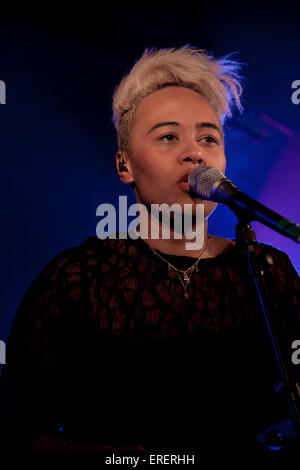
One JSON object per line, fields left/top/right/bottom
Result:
{"left": 158, "top": 133, "right": 178, "bottom": 142}
{"left": 199, "top": 135, "right": 219, "bottom": 144}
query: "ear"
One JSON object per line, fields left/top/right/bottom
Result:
{"left": 115, "top": 150, "right": 135, "bottom": 185}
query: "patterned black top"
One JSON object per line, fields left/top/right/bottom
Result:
{"left": 1, "top": 235, "right": 300, "bottom": 451}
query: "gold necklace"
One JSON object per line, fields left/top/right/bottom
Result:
{"left": 149, "top": 236, "right": 210, "bottom": 298}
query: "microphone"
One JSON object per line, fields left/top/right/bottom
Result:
{"left": 188, "top": 166, "right": 300, "bottom": 243}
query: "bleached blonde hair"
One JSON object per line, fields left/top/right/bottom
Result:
{"left": 112, "top": 45, "right": 244, "bottom": 151}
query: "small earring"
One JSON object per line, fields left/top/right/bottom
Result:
{"left": 118, "top": 153, "right": 128, "bottom": 172}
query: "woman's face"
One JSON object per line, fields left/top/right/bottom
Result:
{"left": 122, "top": 86, "right": 226, "bottom": 218}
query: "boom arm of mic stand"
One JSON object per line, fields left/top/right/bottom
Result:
{"left": 234, "top": 215, "right": 300, "bottom": 442}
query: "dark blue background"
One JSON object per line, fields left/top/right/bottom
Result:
{"left": 1, "top": 2, "right": 300, "bottom": 366}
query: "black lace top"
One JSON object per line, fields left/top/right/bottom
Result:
{"left": 1, "top": 235, "right": 300, "bottom": 450}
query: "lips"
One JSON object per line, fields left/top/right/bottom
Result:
{"left": 178, "top": 172, "right": 191, "bottom": 183}
{"left": 177, "top": 171, "right": 192, "bottom": 193}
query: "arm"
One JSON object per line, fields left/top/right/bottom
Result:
{"left": 0, "top": 246, "right": 84, "bottom": 449}
{"left": 262, "top": 246, "right": 300, "bottom": 377}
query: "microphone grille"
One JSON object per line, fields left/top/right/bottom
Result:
{"left": 188, "top": 166, "right": 227, "bottom": 199}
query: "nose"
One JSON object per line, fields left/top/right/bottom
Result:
{"left": 180, "top": 151, "right": 206, "bottom": 166}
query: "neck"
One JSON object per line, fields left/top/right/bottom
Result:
{"left": 135, "top": 207, "right": 211, "bottom": 258}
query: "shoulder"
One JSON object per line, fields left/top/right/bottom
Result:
{"left": 253, "top": 242, "right": 299, "bottom": 285}
{"left": 211, "top": 235, "right": 295, "bottom": 264}
{"left": 231, "top": 238, "right": 299, "bottom": 288}
{"left": 9, "top": 236, "right": 134, "bottom": 337}
{"left": 33, "top": 235, "right": 138, "bottom": 280}
{"left": 78, "top": 234, "right": 139, "bottom": 259}
{"left": 251, "top": 241, "right": 298, "bottom": 271}
{"left": 37, "top": 236, "right": 129, "bottom": 269}
{"left": 211, "top": 235, "right": 299, "bottom": 278}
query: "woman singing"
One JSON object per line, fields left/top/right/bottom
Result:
{"left": 1, "top": 45, "right": 299, "bottom": 455}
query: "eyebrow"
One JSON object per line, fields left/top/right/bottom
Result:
{"left": 147, "top": 121, "right": 223, "bottom": 138}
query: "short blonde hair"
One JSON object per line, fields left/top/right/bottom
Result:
{"left": 112, "top": 45, "right": 243, "bottom": 151}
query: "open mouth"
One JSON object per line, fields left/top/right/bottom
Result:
{"left": 178, "top": 172, "right": 191, "bottom": 183}
{"left": 178, "top": 173, "right": 190, "bottom": 192}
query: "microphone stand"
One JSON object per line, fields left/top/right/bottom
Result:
{"left": 233, "top": 211, "right": 300, "bottom": 448}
